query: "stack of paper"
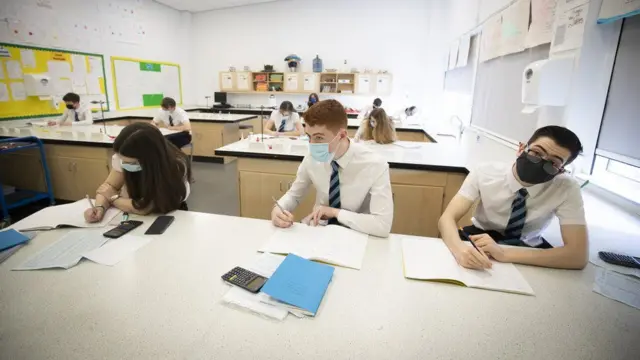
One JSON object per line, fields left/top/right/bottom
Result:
{"left": 259, "top": 224, "right": 368, "bottom": 270}
{"left": 591, "top": 254, "right": 640, "bottom": 310}
{"left": 260, "top": 254, "right": 335, "bottom": 317}
{"left": 13, "top": 200, "right": 121, "bottom": 231}
{"left": 401, "top": 236, "right": 535, "bottom": 296}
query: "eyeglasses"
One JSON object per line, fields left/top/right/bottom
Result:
{"left": 524, "top": 146, "right": 564, "bottom": 175}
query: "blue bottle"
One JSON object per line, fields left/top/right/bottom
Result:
{"left": 313, "top": 55, "right": 323, "bottom": 73}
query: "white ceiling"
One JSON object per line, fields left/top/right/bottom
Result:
{"left": 155, "top": 0, "right": 281, "bottom": 12}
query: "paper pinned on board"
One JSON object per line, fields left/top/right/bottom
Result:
{"left": 6, "top": 60, "right": 23, "bottom": 79}
{"left": 19, "top": 49, "right": 36, "bottom": 68}
{"left": 526, "top": 0, "right": 559, "bottom": 48}
{"left": 456, "top": 34, "right": 471, "bottom": 67}
{"left": 0, "top": 83, "right": 9, "bottom": 102}
{"left": 500, "top": 0, "right": 530, "bottom": 56}
{"left": 9, "top": 82, "right": 26, "bottom": 101}
{"left": 47, "top": 60, "right": 71, "bottom": 78}
{"left": 480, "top": 13, "right": 503, "bottom": 63}
{"left": 71, "top": 54, "right": 87, "bottom": 74}
{"left": 551, "top": 0, "right": 589, "bottom": 54}
{"left": 0, "top": 64, "right": 4, "bottom": 79}
{"left": 448, "top": 39, "right": 460, "bottom": 70}
{"left": 86, "top": 76, "right": 102, "bottom": 95}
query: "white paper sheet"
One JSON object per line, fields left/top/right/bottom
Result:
{"left": 13, "top": 229, "right": 110, "bottom": 270}
{"left": 260, "top": 224, "right": 368, "bottom": 270}
{"left": 401, "top": 237, "right": 535, "bottom": 295}
{"left": 0, "top": 64, "right": 4, "bottom": 79}
{"left": 9, "top": 82, "right": 26, "bottom": 100}
{"left": 527, "top": 0, "right": 559, "bottom": 48}
{"left": 88, "top": 56, "right": 102, "bottom": 75}
{"left": 71, "top": 54, "right": 87, "bottom": 74}
{"left": 53, "top": 78, "right": 73, "bottom": 95}
{"left": 84, "top": 235, "right": 151, "bottom": 266}
{"left": 551, "top": 1, "right": 589, "bottom": 53}
{"left": 456, "top": 35, "right": 471, "bottom": 67}
{"left": 448, "top": 39, "right": 460, "bottom": 70}
{"left": 594, "top": 267, "right": 640, "bottom": 310}
{"left": 480, "top": 13, "right": 503, "bottom": 62}
{"left": 500, "top": 0, "right": 530, "bottom": 56}
{"left": 221, "top": 73, "right": 233, "bottom": 90}
{"left": 13, "top": 199, "right": 121, "bottom": 232}
{"left": 303, "top": 74, "right": 316, "bottom": 91}
{"left": 47, "top": 60, "right": 71, "bottom": 79}
{"left": 0, "top": 83, "right": 9, "bottom": 102}
{"left": 598, "top": 0, "right": 640, "bottom": 24}
{"left": 86, "top": 76, "right": 102, "bottom": 95}
{"left": 6, "top": 60, "right": 23, "bottom": 79}
{"left": 19, "top": 49, "right": 36, "bottom": 68}
{"left": 285, "top": 74, "right": 298, "bottom": 92}
{"left": 356, "top": 74, "right": 371, "bottom": 94}
{"left": 376, "top": 74, "right": 391, "bottom": 95}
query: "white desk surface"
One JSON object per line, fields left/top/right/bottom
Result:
{"left": 1, "top": 210, "right": 638, "bottom": 359}
{"left": 216, "top": 137, "right": 469, "bottom": 171}
{"left": 0, "top": 124, "right": 178, "bottom": 145}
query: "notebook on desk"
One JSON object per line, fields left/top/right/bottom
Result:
{"left": 260, "top": 254, "right": 335, "bottom": 317}
{"left": 259, "top": 224, "right": 368, "bottom": 270}
{"left": 401, "top": 236, "right": 535, "bottom": 296}
{"left": 13, "top": 200, "right": 121, "bottom": 232}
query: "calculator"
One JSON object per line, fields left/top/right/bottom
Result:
{"left": 598, "top": 251, "right": 640, "bottom": 269}
{"left": 221, "top": 267, "right": 268, "bottom": 293}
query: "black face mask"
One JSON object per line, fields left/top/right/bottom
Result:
{"left": 66, "top": 104, "right": 74, "bottom": 110}
{"left": 515, "top": 153, "right": 559, "bottom": 184}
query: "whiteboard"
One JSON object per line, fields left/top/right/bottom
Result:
{"left": 470, "top": 43, "right": 550, "bottom": 142}
{"left": 112, "top": 57, "right": 182, "bottom": 110}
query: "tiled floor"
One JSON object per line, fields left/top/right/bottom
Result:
{"left": 188, "top": 161, "right": 239, "bottom": 216}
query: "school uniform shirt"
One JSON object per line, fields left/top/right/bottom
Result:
{"left": 111, "top": 154, "right": 191, "bottom": 201}
{"left": 277, "top": 141, "right": 394, "bottom": 237}
{"left": 458, "top": 161, "right": 586, "bottom": 247}
{"left": 270, "top": 110, "right": 301, "bottom": 132}
{"left": 152, "top": 107, "right": 191, "bottom": 133}
{"left": 357, "top": 104, "right": 376, "bottom": 120}
{"left": 58, "top": 103, "right": 93, "bottom": 125}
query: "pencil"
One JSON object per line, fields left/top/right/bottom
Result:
{"left": 271, "top": 196, "right": 286, "bottom": 213}
{"left": 459, "top": 227, "right": 483, "bottom": 254}
{"left": 86, "top": 195, "right": 96, "bottom": 209}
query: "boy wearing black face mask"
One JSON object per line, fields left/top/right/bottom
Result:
{"left": 438, "top": 126, "right": 588, "bottom": 270}
{"left": 48, "top": 92, "right": 94, "bottom": 126}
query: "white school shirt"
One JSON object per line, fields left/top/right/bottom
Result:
{"left": 269, "top": 110, "right": 301, "bottom": 132}
{"left": 277, "top": 141, "right": 394, "bottom": 238}
{"left": 111, "top": 154, "right": 191, "bottom": 201}
{"left": 58, "top": 103, "right": 93, "bottom": 125}
{"left": 458, "top": 161, "right": 586, "bottom": 246}
{"left": 357, "top": 104, "right": 376, "bottom": 120}
{"left": 152, "top": 107, "right": 191, "bottom": 133}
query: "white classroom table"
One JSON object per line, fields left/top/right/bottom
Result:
{"left": 1, "top": 210, "right": 639, "bottom": 359}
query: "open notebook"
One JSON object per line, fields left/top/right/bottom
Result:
{"left": 401, "top": 236, "right": 535, "bottom": 296}
{"left": 12, "top": 200, "right": 121, "bottom": 232}
{"left": 259, "top": 224, "right": 368, "bottom": 270}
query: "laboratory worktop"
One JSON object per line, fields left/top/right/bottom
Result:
{"left": 194, "top": 106, "right": 360, "bottom": 119}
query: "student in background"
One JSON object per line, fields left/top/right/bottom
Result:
{"left": 264, "top": 101, "right": 304, "bottom": 136}
{"left": 307, "top": 93, "right": 319, "bottom": 108}
{"left": 391, "top": 106, "right": 418, "bottom": 123}
{"left": 438, "top": 126, "right": 588, "bottom": 270}
{"left": 84, "top": 122, "right": 191, "bottom": 222}
{"left": 357, "top": 98, "right": 382, "bottom": 121}
{"left": 47, "top": 92, "right": 93, "bottom": 126}
{"left": 152, "top": 97, "right": 192, "bottom": 149}
{"left": 353, "top": 108, "right": 397, "bottom": 144}
{"left": 271, "top": 99, "right": 393, "bottom": 238}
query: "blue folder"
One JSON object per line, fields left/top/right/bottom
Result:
{"left": 0, "top": 229, "right": 30, "bottom": 251}
{"left": 261, "top": 254, "right": 335, "bottom": 316}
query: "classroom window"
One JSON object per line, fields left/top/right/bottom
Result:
{"left": 591, "top": 156, "right": 640, "bottom": 204}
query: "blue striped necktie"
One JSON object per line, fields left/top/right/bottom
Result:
{"left": 278, "top": 119, "right": 286, "bottom": 132}
{"left": 169, "top": 115, "right": 174, "bottom": 126}
{"left": 74, "top": 111, "right": 79, "bottom": 122}
{"left": 504, "top": 188, "right": 528, "bottom": 242}
{"left": 328, "top": 160, "right": 341, "bottom": 225}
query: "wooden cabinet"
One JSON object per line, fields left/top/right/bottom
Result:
{"left": 47, "top": 156, "right": 110, "bottom": 201}
{"left": 219, "top": 72, "right": 235, "bottom": 91}
{"left": 235, "top": 72, "right": 252, "bottom": 91}
{"left": 239, "top": 172, "right": 315, "bottom": 221}
{"left": 391, "top": 184, "right": 444, "bottom": 237}
{"left": 356, "top": 74, "right": 373, "bottom": 94}
{"left": 284, "top": 73, "right": 300, "bottom": 92}
{"left": 190, "top": 122, "right": 240, "bottom": 162}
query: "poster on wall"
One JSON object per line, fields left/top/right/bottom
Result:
{"left": 448, "top": 39, "right": 460, "bottom": 70}
{"left": 598, "top": 0, "right": 640, "bottom": 24}
{"left": 479, "top": 13, "right": 503, "bottom": 62}
{"left": 526, "top": 0, "right": 559, "bottom": 48}
{"left": 550, "top": 0, "right": 590, "bottom": 53}
{"left": 500, "top": 0, "right": 530, "bottom": 56}
{"left": 457, "top": 34, "right": 471, "bottom": 67}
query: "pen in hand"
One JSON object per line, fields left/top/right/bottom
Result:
{"left": 86, "top": 195, "right": 96, "bottom": 209}
{"left": 272, "top": 196, "right": 293, "bottom": 225}
{"left": 459, "top": 227, "right": 487, "bottom": 255}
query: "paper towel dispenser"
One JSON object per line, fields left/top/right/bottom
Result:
{"left": 521, "top": 57, "right": 574, "bottom": 113}
{"left": 23, "top": 74, "right": 53, "bottom": 96}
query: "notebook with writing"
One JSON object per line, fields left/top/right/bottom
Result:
{"left": 12, "top": 200, "right": 121, "bottom": 232}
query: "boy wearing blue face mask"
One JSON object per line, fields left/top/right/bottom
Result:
{"left": 264, "top": 101, "right": 304, "bottom": 136}
{"left": 438, "top": 126, "right": 588, "bottom": 270}
{"left": 271, "top": 99, "right": 393, "bottom": 238}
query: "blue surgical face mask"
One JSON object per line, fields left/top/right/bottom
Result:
{"left": 309, "top": 133, "right": 341, "bottom": 163}
{"left": 120, "top": 159, "right": 142, "bottom": 172}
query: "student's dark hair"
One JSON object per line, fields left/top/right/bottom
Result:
{"left": 113, "top": 122, "right": 190, "bottom": 214}
{"left": 161, "top": 97, "right": 177, "bottom": 109}
{"left": 527, "top": 125, "right": 583, "bottom": 164}
{"left": 279, "top": 101, "right": 295, "bottom": 113}
{"left": 373, "top": 98, "right": 382, "bottom": 107}
{"left": 62, "top": 92, "right": 80, "bottom": 103}
{"left": 307, "top": 93, "right": 319, "bottom": 107}
{"left": 303, "top": 99, "right": 348, "bottom": 131}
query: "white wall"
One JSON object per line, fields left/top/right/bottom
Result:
{"left": 191, "top": 0, "right": 447, "bottom": 114}
{"left": 0, "top": 0, "right": 194, "bottom": 110}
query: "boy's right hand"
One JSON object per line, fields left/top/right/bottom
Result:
{"left": 271, "top": 206, "right": 294, "bottom": 228}
{"left": 84, "top": 207, "right": 105, "bottom": 223}
{"left": 453, "top": 245, "right": 493, "bottom": 270}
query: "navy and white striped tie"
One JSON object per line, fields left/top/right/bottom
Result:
{"left": 278, "top": 119, "right": 286, "bottom": 132}
{"left": 328, "top": 161, "right": 341, "bottom": 225}
{"left": 504, "top": 188, "right": 528, "bottom": 242}
{"left": 169, "top": 115, "right": 174, "bottom": 126}
{"left": 74, "top": 112, "right": 79, "bottom": 122}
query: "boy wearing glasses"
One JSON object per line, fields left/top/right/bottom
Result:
{"left": 438, "top": 126, "right": 588, "bottom": 270}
